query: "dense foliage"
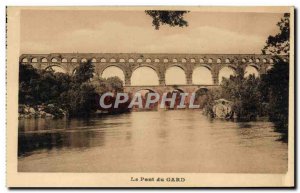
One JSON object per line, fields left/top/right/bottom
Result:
{"left": 145, "top": 10, "right": 189, "bottom": 30}
{"left": 260, "top": 58, "right": 289, "bottom": 136}
{"left": 220, "top": 67, "right": 263, "bottom": 120}
{"left": 19, "top": 61, "right": 125, "bottom": 117}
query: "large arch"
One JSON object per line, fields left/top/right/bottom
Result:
{"left": 244, "top": 65, "right": 259, "bottom": 78}
{"left": 192, "top": 66, "right": 213, "bottom": 85}
{"left": 218, "top": 66, "right": 236, "bottom": 84}
{"left": 131, "top": 66, "right": 159, "bottom": 86}
{"left": 165, "top": 66, "right": 186, "bottom": 85}
{"left": 101, "top": 66, "right": 125, "bottom": 84}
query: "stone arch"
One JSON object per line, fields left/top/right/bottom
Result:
{"left": 165, "top": 65, "right": 186, "bottom": 85}
{"left": 137, "top": 59, "right": 143, "bottom": 63}
{"left": 71, "top": 58, "right": 78, "bottom": 63}
{"left": 133, "top": 88, "right": 159, "bottom": 110}
{"left": 208, "top": 58, "right": 213, "bottom": 63}
{"left": 217, "top": 58, "right": 222, "bottom": 63}
{"left": 225, "top": 58, "right": 230, "bottom": 63}
{"left": 172, "top": 58, "right": 178, "bottom": 63}
{"left": 145, "top": 58, "right": 151, "bottom": 63}
{"left": 51, "top": 58, "right": 58, "bottom": 63}
{"left": 110, "top": 58, "right": 116, "bottom": 63}
{"left": 244, "top": 65, "right": 259, "bottom": 78}
{"left": 131, "top": 66, "right": 159, "bottom": 86}
{"left": 91, "top": 58, "right": 97, "bottom": 63}
{"left": 81, "top": 58, "right": 87, "bottom": 63}
{"left": 182, "top": 58, "right": 187, "bottom": 63}
{"left": 135, "top": 88, "right": 157, "bottom": 93}
{"left": 21, "top": 58, "right": 28, "bottom": 63}
{"left": 31, "top": 58, "right": 38, "bottom": 63}
{"left": 41, "top": 58, "right": 48, "bottom": 63}
{"left": 218, "top": 66, "right": 236, "bottom": 84}
{"left": 100, "top": 65, "right": 126, "bottom": 84}
{"left": 199, "top": 58, "right": 204, "bottom": 63}
{"left": 100, "top": 58, "right": 106, "bottom": 63}
{"left": 154, "top": 58, "right": 160, "bottom": 63}
{"left": 192, "top": 65, "right": 213, "bottom": 85}
{"left": 190, "top": 58, "right": 196, "bottom": 63}
{"left": 62, "top": 58, "right": 68, "bottom": 63}
{"left": 119, "top": 58, "right": 125, "bottom": 63}
{"left": 129, "top": 58, "right": 134, "bottom": 63}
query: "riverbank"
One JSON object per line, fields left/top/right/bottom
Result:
{"left": 18, "top": 104, "right": 67, "bottom": 119}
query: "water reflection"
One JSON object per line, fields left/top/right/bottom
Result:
{"left": 18, "top": 111, "right": 287, "bottom": 173}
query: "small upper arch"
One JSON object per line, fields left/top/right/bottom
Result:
{"left": 110, "top": 58, "right": 116, "bottom": 63}
{"left": 71, "top": 58, "right": 78, "bottom": 63}
{"left": 62, "top": 58, "right": 68, "bottom": 63}
{"left": 81, "top": 58, "right": 88, "bottom": 63}
{"left": 51, "top": 58, "right": 58, "bottom": 63}
{"left": 41, "top": 58, "right": 48, "bottom": 63}
{"left": 31, "top": 58, "right": 38, "bottom": 63}
{"left": 21, "top": 58, "right": 28, "bottom": 63}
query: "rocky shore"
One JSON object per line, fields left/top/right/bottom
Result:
{"left": 18, "top": 104, "right": 67, "bottom": 119}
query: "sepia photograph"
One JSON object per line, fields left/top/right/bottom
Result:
{"left": 6, "top": 6, "right": 294, "bottom": 187}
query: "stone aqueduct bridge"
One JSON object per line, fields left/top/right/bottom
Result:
{"left": 19, "top": 53, "right": 286, "bottom": 94}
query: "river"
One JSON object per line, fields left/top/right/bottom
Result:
{"left": 18, "top": 110, "right": 287, "bottom": 173}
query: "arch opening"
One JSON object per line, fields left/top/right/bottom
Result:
{"left": 244, "top": 65, "right": 259, "bottom": 78}
{"left": 51, "top": 58, "right": 58, "bottom": 63}
{"left": 165, "top": 66, "right": 186, "bottom": 85}
{"left": 101, "top": 66, "right": 125, "bottom": 85}
{"left": 41, "top": 58, "right": 48, "bottom": 63}
{"left": 22, "top": 58, "right": 28, "bottom": 63}
{"left": 218, "top": 66, "right": 235, "bottom": 84}
{"left": 131, "top": 66, "right": 159, "bottom": 86}
{"left": 31, "top": 58, "right": 38, "bottom": 63}
{"left": 192, "top": 66, "right": 213, "bottom": 85}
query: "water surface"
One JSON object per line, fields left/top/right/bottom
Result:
{"left": 18, "top": 110, "right": 287, "bottom": 173}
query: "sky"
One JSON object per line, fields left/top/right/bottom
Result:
{"left": 20, "top": 10, "right": 283, "bottom": 54}
{"left": 20, "top": 9, "right": 283, "bottom": 85}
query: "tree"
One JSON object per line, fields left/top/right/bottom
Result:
{"left": 220, "top": 67, "right": 261, "bottom": 120}
{"left": 145, "top": 10, "right": 189, "bottom": 30}
{"left": 261, "top": 13, "right": 290, "bottom": 141}
{"left": 73, "top": 60, "right": 95, "bottom": 83}
{"left": 260, "top": 58, "right": 289, "bottom": 137}
{"left": 262, "top": 13, "right": 290, "bottom": 55}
